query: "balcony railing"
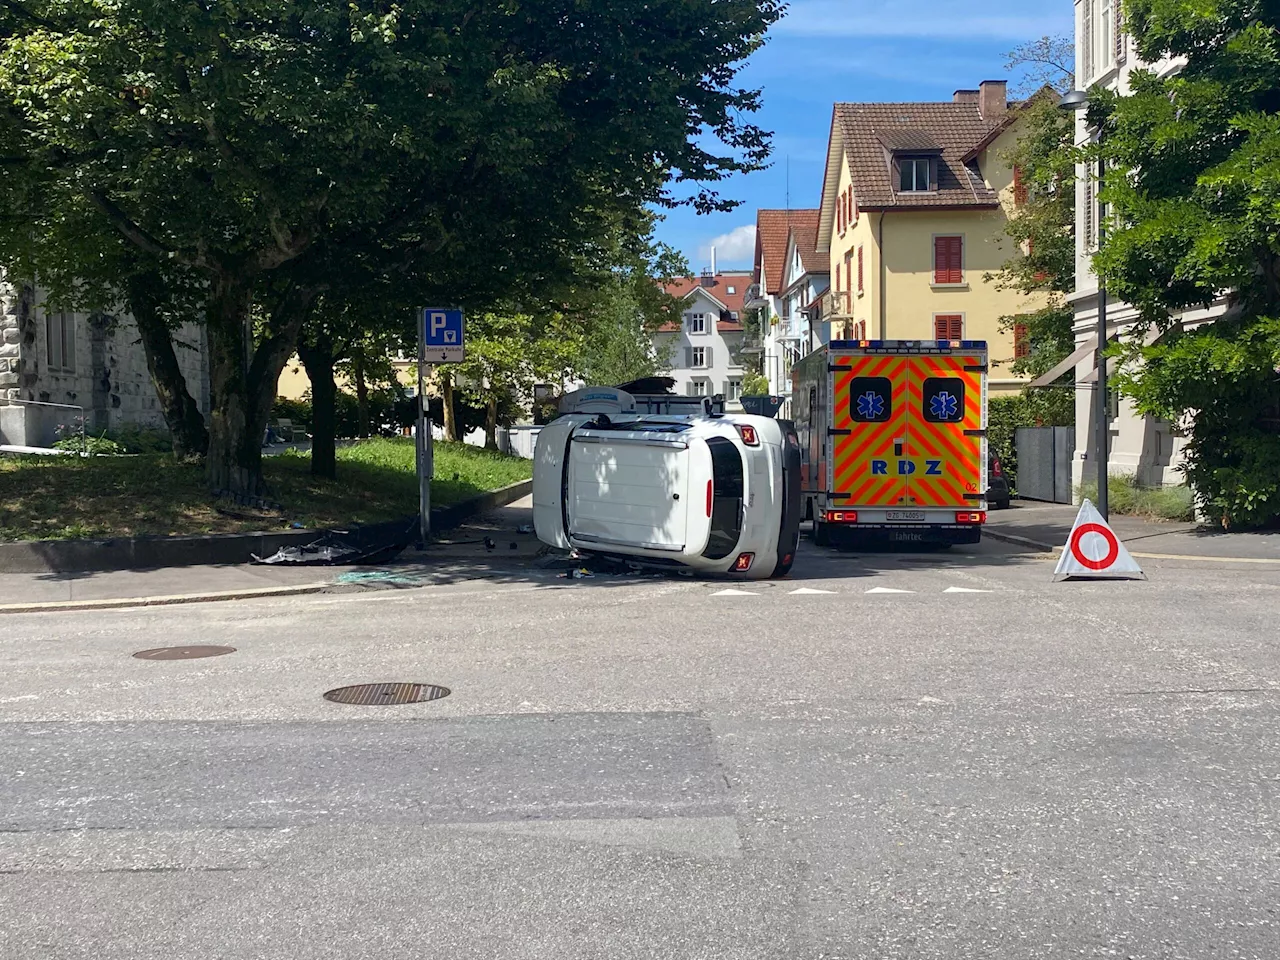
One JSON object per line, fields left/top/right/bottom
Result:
{"left": 820, "top": 290, "right": 851, "bottom": 320}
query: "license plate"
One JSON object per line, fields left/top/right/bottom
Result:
{"left": 886, "top": 510, "right": 925, "bottom": 521}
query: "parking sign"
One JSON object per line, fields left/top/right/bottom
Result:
{"left": 422, "top": 308, "right": 464, "bottom": 362}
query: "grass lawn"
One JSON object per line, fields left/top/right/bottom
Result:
{"left": 1077, "top": 474, "right": 1196, "bottom": 523}
{"left": 0, "top": 438, "right": 531, "bottom": 542}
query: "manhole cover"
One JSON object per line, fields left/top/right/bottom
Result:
{"left": 133, "top": 645, "right": 236, "bottom": 660}
{"left": 323, "top": 682, "right": 451, "bottom": 706}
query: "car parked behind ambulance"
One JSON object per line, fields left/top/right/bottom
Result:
{"left": 533, "top": 410, "right": 801, "bottom": 579}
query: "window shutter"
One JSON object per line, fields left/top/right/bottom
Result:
{"left": 934, "top": 315, "right": 963, "bottom": 341}
{"left": 1014, "top": 322, "right": 1030, "bottom": 358}
{"left": 857, "top": 246, "right": 864, "bottom": 293}
{"left": 684, "top": 347, "right": 693, "bottom": 368}
{"left": 1083, "top": 177, "right": 1095, "bottom": 250}
{"left": 852, "top": 193, "right": 858, "bottom": 224}
{"left": 1115, "top": 0, "right": 1125, "bottom": 62}
{"left": 705, "top": 346, "right": 713, "bottom": 368}
{"left": 1013, "top": 165, "right": 1027, "bottom": 206}
{"left": 1082, "top": 0, "right": 1094, "bottom": 81}
{"left": 934, "top": 236, "right": 962, "bottom": 284}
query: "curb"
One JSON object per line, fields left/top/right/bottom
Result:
{"left": 983, "top": 529, "right": 1057, "bottom": 553}
{"left": 0, "top": 581, "right": 335, "bottom": 615}
{"left": 984, "top": 528, "right": 1280, "bottom": 564}
{"left": 0, "top": 478, "right": 533, "bottom": 576}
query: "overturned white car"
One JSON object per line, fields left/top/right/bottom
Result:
{"left": 532, "top": 402, "right": 802, "bottom": 579}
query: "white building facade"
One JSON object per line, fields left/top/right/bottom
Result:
{"left": 656, "top": 272, "right": 749, "bottom": 410}
{"left": 1065, "top": 0, "right": 1223, "bottom": 488}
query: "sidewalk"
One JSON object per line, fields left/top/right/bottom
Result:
{"left": 0, "top": 498, "right": 547, "bottom": 613}
{"left": 985, "top": 500, "right": 1280, "bottom": 563}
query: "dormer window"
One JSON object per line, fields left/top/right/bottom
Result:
{"left": 900, "top": 157, "right": 933, "bottom": 192}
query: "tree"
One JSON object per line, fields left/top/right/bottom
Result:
{"left": 1095, "top": 1, "right": 1280, "bottom": 528}
{"left": 988, "top": 36, "right": 1076, "bottom": 426}
{"left": 454, "top": 311, "right": 570, "bottom": 448}
{"left": 0, "top": 0, "right": 783, "bottom": 494}
{"left": 573, "top": 229, "right": 686, "bottom": 387}
{"left": 1003, "top": 35, "right": 1076, "bottom": 98}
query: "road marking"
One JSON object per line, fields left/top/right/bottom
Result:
{"left": 789, "top": 587, "right": 837, "bottom": 595}
{"left": 943, "top": 586, "right": 992, "bottom": 593}
{"left": 865, "top": 587, "right": 913, "bottom": 594}
{"left": 710, "top": 588, "right": 760, "bottom": 596}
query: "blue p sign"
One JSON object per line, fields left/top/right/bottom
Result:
{"left": 422, "top": 308, "right": 465, "bottom": 361}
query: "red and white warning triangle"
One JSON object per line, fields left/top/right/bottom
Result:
{"left": 1053, "top": 498, "right": 1145, "bottom": 581}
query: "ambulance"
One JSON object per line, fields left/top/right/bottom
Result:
{"left": 791, "top": 339, "right": 988, "bottom": 547}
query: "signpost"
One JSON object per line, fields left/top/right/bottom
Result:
{"left": 417, "top": 308, "right": 465, "bottom": 546}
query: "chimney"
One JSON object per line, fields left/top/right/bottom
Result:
{"left": 953, "top": 89, "right": 979, "bottom": 104}
{"left": 710, "top": 245, "right": 718, "bottom": 276}
{"left": 978, "top": 80, "right": 1007, "bottom": 120}
{"left": 700, "top": 268, "right": 715, "bottom": 289}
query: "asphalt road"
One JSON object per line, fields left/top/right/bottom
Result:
{"left": 3, "top": 538, "right": 1280, "bottom": 959}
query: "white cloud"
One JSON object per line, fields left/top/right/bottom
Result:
{"left": 773, "top": 0, "right": 1072, "bottom": 40}
{"left": 698, "top": 225, "right": 757, "bottom": 269}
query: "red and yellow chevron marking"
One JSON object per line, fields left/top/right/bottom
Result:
{"left": 904, "top": 355, "right": 983, "bottom": 508}
{"left": 831, "top": 356, "right": 907, "bottom": 507}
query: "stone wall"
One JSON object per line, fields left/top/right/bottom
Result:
{"left": 0, "top": 273, "right": 210, "bottom": 447}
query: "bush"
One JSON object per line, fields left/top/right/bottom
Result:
{"left": 105, "top": 424, "right": 172, "bottom": 454}
{"left": 741, "top": 373, "right": 770, "bottom": 396}
{"left": 1077, "top": 474, "right": 1195, "bottom": 523}
{"left": 272, "top": 396, "right": 312, "bottom": 433}
{"left": 52, "top": 434, "right": 125, "bottom": 456}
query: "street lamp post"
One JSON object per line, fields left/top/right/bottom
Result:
{"left": 1059, "top": 89, "right": 1109, "bottom": 520}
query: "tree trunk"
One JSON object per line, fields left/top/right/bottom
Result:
{"left": 297, "top": 336, "right": 337, "bottom": 480}
{"left": 484, "top": 395, "right": 498, "bottom": 450}
{"left": 441, "top": 369, "right": 459, "bottom": 441}
{"left": 353, "top": 346, "right": 371, "bottom": 437}
{"left": 205, "top": 277, "right": 316, "bottom": 496}
{"left": 126, "top": 273, "right": 208, "bottom": 459}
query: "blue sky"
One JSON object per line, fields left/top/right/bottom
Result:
{"left": 655, "top": 0, "right": 1073, "bottom": 273}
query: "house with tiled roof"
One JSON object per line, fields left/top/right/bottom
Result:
{"left": 815, "top": 79, "right": 1048, "bottom": 396}
{"left": 655, "top": 271, "right": 751, "bottom": 408}
{"left": 748, "top": 210, "right": 829, "bottom": 406}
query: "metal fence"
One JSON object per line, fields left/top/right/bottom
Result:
{"left": 1015, "top": 426, "right": 1075, "bottom": 503}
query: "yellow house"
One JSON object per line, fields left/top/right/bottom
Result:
{"left": 815, "top": 79, "right": 1046, "bottom": 396}
{"left": 275, "top": 355, "right": 419, "bottom": 401}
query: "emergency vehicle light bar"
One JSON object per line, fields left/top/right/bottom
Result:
{"left": 829, "top": 339, "right": 988, "bottom": 354}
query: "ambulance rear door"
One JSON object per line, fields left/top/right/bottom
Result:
{"left": 901, "top": 345, "right": 987, "bottom": 512}
{"left": 829, "top": 348, "right": 910, "bottom": 510}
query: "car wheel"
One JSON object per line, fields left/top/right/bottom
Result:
{"left": 812, "top": 519, "right": 830, "bottom": 547}
{"left": 993, "top": 498, "right": 1011, "bottom": 510}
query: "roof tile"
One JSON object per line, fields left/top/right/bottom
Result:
{"left": 836, "top": 101, "right": 1008, "bottom": 209}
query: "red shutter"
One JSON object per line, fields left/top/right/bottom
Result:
{"left": 1014, "top": 322, "right": 1030, "bottom": 358}
{"left": 1013, "top": 165, "right": 1027, "bottom": 206}
{"left": 933, "top": 236, "right": 963, "bottom": 284}
{"left": 857, "top": 246, "right": 864, "bottom": 293}
{"left": 934, "top": 315, "right": 963, "bottom": 341}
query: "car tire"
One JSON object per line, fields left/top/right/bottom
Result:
{"left": 812, "top": 519, "right": 830, "bottom": 547}
{"left": 993, "top": 498, "right": 1011, "bottom": 510}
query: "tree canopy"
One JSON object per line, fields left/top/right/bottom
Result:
{"left": 0, "top": 0, "right": 782, "bottom": 492}
{"left": 1098, "top": 0, "right": 1280, "bottom": 528}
